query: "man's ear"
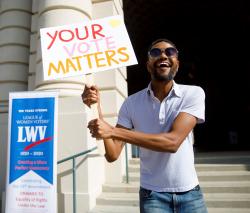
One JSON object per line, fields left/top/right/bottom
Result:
{"left": 172, "top": 58, "right": 179, "bottom": 72}
{"left": 146, "top": 60, "right": 151, "bottom": 74}
{"left": 177, "top": 59, "right": 180, "bottom": 71}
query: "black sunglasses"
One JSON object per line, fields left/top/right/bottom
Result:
{"left": 148, "top": 47, "right": 178, "bottom": 58}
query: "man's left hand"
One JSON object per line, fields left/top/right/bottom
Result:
{"left": 87, "top": 119, "right": 114, "bottom": 139}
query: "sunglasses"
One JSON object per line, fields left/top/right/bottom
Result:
{"left": 148, "top": 47, "right": 178, "bottom": 58}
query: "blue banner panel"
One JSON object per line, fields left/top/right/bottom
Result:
{"left": 10, "top": 97, "right": 55, "bottom": 184}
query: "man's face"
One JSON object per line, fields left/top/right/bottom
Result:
{"left": 147, "top": 41, "right": 179, "bottom": 82}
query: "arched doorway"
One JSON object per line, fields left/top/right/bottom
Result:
{"left": 123, "top": 0, "right": 250, "bottom": 152}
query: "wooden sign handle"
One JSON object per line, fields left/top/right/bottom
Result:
{"left": 86, "top": 74, "right": 105, "bottom": 155}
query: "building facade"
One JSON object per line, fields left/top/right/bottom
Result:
{"left": 0, "top": 0, "right": 131, "bottom": 212}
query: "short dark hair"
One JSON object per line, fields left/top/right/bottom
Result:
{"left": 147, "top": 38, "right": 177, "bottom": 52}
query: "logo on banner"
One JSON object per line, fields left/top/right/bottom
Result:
{"left": 9, "top": 98, "right": 55, "bottom": 184}
{"left": 17, "top": 126, "right": 52, "bottom": 151}
{"left": 17, "top": 126, "right": 47, "bottom": 143}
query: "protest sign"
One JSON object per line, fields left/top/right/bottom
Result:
{"left": 5, "top": 91, "right": 58, "bottom": 213}
{"left": 40, "top": 15, "right": 138, "bottom": 80}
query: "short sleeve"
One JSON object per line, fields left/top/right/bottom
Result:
{"left": 117, "top": 98, "right": 133, "bottom": 129}
{"left": 180, "top": 86, "right": 205, "bottom": 123}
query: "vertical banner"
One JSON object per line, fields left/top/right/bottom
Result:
{"left": 5, "top": 91, "right": 58, "bottom": 213}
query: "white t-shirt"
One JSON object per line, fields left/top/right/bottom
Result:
{"left": 117, "top": 81, "right": 205, "bottom": 192}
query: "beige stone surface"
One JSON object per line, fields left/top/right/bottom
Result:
{"left": 0, "top": 0, "right": 130, "bottom": 211}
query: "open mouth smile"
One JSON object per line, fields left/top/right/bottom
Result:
{"left": 155, "top": 61, "right": 171, "bottom": 68}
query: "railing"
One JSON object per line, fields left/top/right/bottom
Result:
{"left": 57, "top": 144, "right": 130, "bottom": 213}
{"left": 125, "top": 143, "right": 129, "bottom": 183}
{"left": 57, "top": 146, "right": 97, "bottom": 213}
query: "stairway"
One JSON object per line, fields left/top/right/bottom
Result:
{"left": 89, "top": 152, "right": 250, "bottom": 213}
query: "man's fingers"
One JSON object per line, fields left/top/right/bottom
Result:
{"left": 85, "top": 84, "right": 97, "bottom": 93}
{"left": 82, "top": 92, "right": 98, "bottom": 107}
{"left": 82, "top": 90, "right": 98, "bottom": 99}
{"left": 88, "top": 119, "right": 98, "bottom": 127}
{"left": 81, "top": 84, "right": 100, "bottom": 108}
{"left": 90, "top": 85, "right": 98, "bottom": 92}
{"left": 82, "top": 95, "right": 98, "bottom": 103}
{"left": 82, "top": 89, "right": 96, "bottom": 97}
{"left": 82, "top": 85, "right": 102, "bottom": 140}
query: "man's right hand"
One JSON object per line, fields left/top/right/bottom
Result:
{"left": 81, "top": 84, "right": 100, "bottom": 108}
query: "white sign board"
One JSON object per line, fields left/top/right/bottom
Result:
{"left": 40, "top": 15, "right": 138, "bottom": 80}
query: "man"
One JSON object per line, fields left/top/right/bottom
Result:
{"left": 82, "top": 38, "right": 208, "bottom": 213}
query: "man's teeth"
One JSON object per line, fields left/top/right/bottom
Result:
{"left": 159, "top": 62, "right": 169, "bottom": 67}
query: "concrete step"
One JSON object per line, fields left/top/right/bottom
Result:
{"left": 96, "top": 192, "right": 250, "bottom": 208}
{"left": 129, "top": 152, "right": 250, "bottom": 165}
{"left": 195, "top": 157, "right": 250, "bottom": 164}
{"left": 194, "top": 151, "right": 250, "bottom": 158}
{"left": 206, "top": 208, "right": 250, "bottom": 213}
{"left": 103, "top": 183, "right": 139, "bottom": 193}
{"left": 195, "top": 152, "right": 250, "bottom": 164}
{"left": 204, "top": 193, "right": 250, "bottom": 208}
{"left": 198, "top": 170, "right": 250, "bottom": 181}
{"left": 103, "top": 181, "right": 250, "bottom": 194}
{"left": 129, "top": 163, "right": 250, "bottom": 172}
{"left": 89, "top": 205, "right": 250, "bottom": 213}
{"left": 96, "top": 192, "right": 138, "bottom": 206}
{"left": 88, "top": 205, "right": 140, "bottom": 213}
{"left": 93, "top": 153, "right": 250, "bottom": 213}
{"left": 125, "top": 170, "right": 250, "bottom": 182}
{"left": 128, "top": 158, "right": 140, "bottom": 165}
{"left": 200, "top": 181, "right": 250, "bottom": 193}
{"left": 195, "top": 164, "right": 250, "bottom": 172}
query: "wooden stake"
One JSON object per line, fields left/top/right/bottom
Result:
{"left": 86, "top": 74, "right": 105, "bottom": 155}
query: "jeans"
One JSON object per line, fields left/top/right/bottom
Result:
{"left": 139, "top": 185, "right": 208, "bottom": 213}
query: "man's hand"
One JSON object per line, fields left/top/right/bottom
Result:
{"left": 81, "top": 84, "right": 100, "bottom": 108}
{"left": 88, "top": 119, "right": 114, "bottom": 139}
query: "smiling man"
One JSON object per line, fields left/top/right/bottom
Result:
{"left": 82, "top": 38, "right": 208, "bottom": 213}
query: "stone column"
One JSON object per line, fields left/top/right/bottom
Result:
{"left": 29, "top": 0, "right": 105, "bottom": 212}
{"left": 0, "top": 0, "right": 32, "bottom": 211}
{"left": 92, "top": 0, "right": 132, "bottom": 184}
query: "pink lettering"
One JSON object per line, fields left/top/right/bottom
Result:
{"left": 46, "top": 24, "right": 105, "bottom": 50}
{"left": 75, "top": 26, "right": 89, "bottom": 40}
{"left": 59, "top": 29, "right": 74, "bottom": 42}
{"left": 63, "top": 43, "right": 77, "bottom": 57}
{"left": 105, "top": 36, "right": 116, "bottom": 49}
{"left": 46, "top": 31, "right": 58, "bottom": 50}
{"left": 92, "top": 24, "right": 105, "bottom": 39}
{"left": 90, "top": 39, "right": 102, "bottom": 52}
{"left": 77, "top": 42, "right": 90, "bottom": 54}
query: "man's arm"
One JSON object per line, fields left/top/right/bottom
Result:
{"left": 91, "top": 119, "right": 128, "bottom": 162}
{"left": 88, "top": 111, "right": 197, "bottom": 153}
{"left": 82, "top": 85, "right": 127, "bottom": 162}
{"left": 101, "top": 124, "right": 129, "bottom": 162}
